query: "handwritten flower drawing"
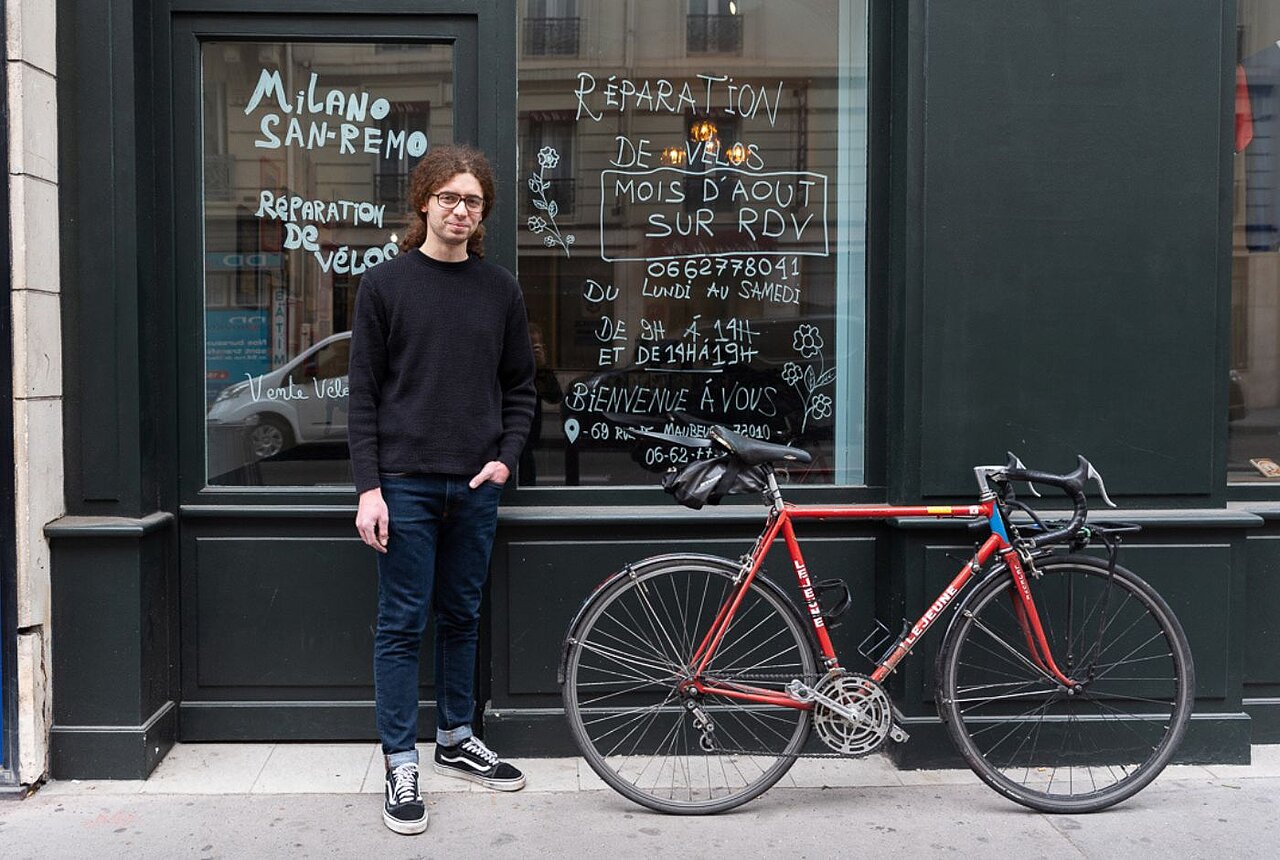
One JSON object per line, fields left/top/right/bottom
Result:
{"left": 528, "top": 146, "right": 575, "bottom": 257}
{"left": 783, "top": 324, "right": 837, "bottom": 433}
{"left": 793, "top": 324, "right": 824, "bottom": 358}
{"left": 808, "top": 393, "right": 833, "bottom": 420}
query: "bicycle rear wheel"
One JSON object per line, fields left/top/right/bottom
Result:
{"left": 938, "top": 554, "right": 1193, "bottom": 813}
{"left": 562, "top": 556, "right": 816, "bottom": 814}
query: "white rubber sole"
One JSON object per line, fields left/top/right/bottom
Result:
{"left": 382, "top": 807, "right": 429, "bottom": 835}
{"left": 433, "top": 761, "right": 526, "bottom": 791}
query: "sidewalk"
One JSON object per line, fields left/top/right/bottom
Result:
{"left": 2, "top": 744, "right": 1279, "bottom": 857}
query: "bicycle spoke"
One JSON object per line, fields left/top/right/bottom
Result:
{"left": 964, "top": 611, "right": 1065, "bottom": 687}
{"left": 604, "top": 601, "right": 685, "bottom": 672}
{"left": 1088, "top": 630, "right": 1168, "bottom": 684}
{"left": 575, "top": 637, "right": 683, "bottom": 680}
{"left": 713, "top": 704, "right": 799, "bottom": 751}
{"left": 631, "top": 583, "right": 691, "bottom": 671}
{"left": 957, "top": 635, "right": 1056, "bottom": 686}
{"left": 598, "top": 699, "right": 680, "bottom": 760}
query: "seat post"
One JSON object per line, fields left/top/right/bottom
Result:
{"left": 764, "top": 468, "right": 785, "bottom": 512}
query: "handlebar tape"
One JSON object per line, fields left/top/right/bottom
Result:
{"left": 1003, "top": 456, "right": 1090, "bottom": 548}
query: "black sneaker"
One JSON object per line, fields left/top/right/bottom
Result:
{"left": 433, "top": 737, "right": 526, "bottom": 791}
{"left": 382, "top": 762, "right": 428, "bottom": 835}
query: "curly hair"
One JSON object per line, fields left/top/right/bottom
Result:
{"left": 398, "top": 144, "right": 497, "bottom": 257}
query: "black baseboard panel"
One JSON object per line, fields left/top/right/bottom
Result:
{"left": 1177, "top": 712, "right": 1255, "bottom": 764}
{"left": 481, "top": 707, "right": 578, "bottom": 755}
{"left": 1244, "top": 698, "right": 1280, "bottom": 743}
{"left": 886, "top": 711, "right": 1253, "bottom": 770}
{"left": 179, "top": 701, "right": 439, "bottom": 742}
{"left": 50, "top": 701, "right": 177, "bottom": 779}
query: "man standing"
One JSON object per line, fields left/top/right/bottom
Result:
{"left": 348, "top": 144, "right": 536, "bottom": 835}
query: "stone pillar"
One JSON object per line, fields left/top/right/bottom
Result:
{"left": 6, "top": 0, "right": 62, "bottom": 786}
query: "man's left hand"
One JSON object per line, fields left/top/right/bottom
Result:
{"left": 469, "top": 460, "right": 510, "bottom": 489}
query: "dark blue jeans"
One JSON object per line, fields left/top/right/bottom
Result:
{"left": 374, "top": 474, "right": 501, "bottom": 766}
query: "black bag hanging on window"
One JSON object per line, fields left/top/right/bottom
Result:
{"left": 661, "top": 455, "right": 769, "bottom": 510}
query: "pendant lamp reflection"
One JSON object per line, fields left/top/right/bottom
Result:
{"left": 690, "top": 119, "right": 718, "bottom": 143}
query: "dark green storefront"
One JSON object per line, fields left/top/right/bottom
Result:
{"left": 44, "top": 0, "right": 1277, "bottom": 779}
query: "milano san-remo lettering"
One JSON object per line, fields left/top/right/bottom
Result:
{"left": 244, "top": 68, "right": 428, "bottom": 159}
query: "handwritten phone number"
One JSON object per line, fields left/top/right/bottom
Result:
{"left": 641, "top": 445, "right": 720, "bottom": 467}
{"left": 647, "top": 256, "right": 802, "bottom": 281}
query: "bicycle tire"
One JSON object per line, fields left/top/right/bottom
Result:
{"left": 937, "top": 554, "right": 1194, "bottom": 813}
{"left": 562, "top": 555, "right": 816, "bottom": 814}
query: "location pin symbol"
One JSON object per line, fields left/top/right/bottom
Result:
{"left": 564, "top": 418, "right": 580, "bottom": 444}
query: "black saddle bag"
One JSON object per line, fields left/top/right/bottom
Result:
{"left": 661, "top": 455, "right": 768, "bottom": 510}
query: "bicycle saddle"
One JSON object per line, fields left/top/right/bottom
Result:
{"left": 709, "top": 425, "right": 813, "bottom": 466}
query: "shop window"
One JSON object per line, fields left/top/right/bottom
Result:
{"left": 524, "top": 0, "right": 580, "bottom": 57}
{"left": 687, "top": 0, "right": 743, "bottom": 56}
{"left": 200, "top": 41, "right": 453, "bottom": 487}
{"left": 517, "top": 0, "right": 869, "bottom": 486}
{"left": 1231, "top": 4, "right": 1280, "bottom": 483}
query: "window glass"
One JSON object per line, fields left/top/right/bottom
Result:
{"left": 516, "top": 0, "right": 869, "bottom": 486}
{"left": 1232, "top": 7, "right": 1280, "bottom": 483}
{"left": 201, "top": 42, "right": 453, "bottom": 486}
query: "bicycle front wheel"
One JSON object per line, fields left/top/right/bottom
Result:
{"left": 562, "top": 557, "right": 816, "bottom": 814}
{"left": 938, "top": 555, "right": 1194, "bottom": 813}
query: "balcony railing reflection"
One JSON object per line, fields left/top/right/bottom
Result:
{"left": 687, "top": 14, "right": 743, "bottom": 54}
{"left": 375, "top": 172, "right": 410, "bottom": 206}
{"left": 205, "top": 154, "right": 234, "bottom": 200}
{"left": 524, "top": 17, "right": 580, "bottom": 57}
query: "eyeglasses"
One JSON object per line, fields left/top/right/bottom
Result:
{"left": 430, "top": 192, "right": 485, "bottom": 213}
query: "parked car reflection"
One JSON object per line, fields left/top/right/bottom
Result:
{"left": 207, "top": 331, "right": 351, "bottom": 462}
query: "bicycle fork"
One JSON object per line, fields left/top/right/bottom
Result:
{"left": 1002, "top": 550, "right": 1078, "bottom": 690}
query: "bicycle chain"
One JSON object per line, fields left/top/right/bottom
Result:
{"left": 689, "top": 671, "right": 894, "bottom": 760}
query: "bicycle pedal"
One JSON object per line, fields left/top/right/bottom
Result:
{"left": 888, "top": 702, "right": 910, "bottom": 743}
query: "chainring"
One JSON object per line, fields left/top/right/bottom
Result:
{"left": 812, "top": 671, "right": 893, "bottom": 756}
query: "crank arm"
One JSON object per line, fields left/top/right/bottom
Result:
{"left": 786, "top": 679, "right": 862, "bottom": 723}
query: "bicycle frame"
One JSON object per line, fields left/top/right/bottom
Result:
{"left": 684, "top": 475, "right": 1077, "bottom": 709}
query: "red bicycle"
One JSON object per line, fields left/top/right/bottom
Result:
{"left": 560, "top": 425, "right": 1194, "bottom": 814}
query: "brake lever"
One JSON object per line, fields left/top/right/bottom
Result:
{"left": 1006, "top": 451, "right": 1042, "bottom": 498}
{"left": 1080, "top": 456, "right": 1118, "bottom": 508}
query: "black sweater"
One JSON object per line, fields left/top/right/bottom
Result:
{"left": 347, "top": 250, "right": 536, "bottom": 493}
